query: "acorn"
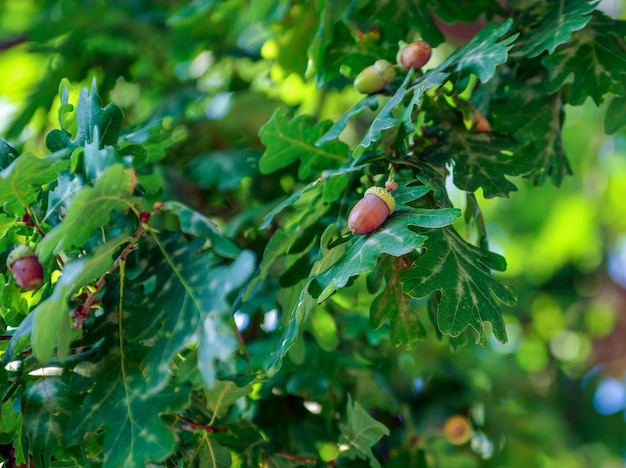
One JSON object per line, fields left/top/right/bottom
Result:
{"left": 6, "top": 245, "right": 44, "bottom": 291}
{"left": 348, "top": 186, "right": 396, "bottom": 235}
{"left": 442, "top": 415, "right": 473, "bottom": 445}
{"left": 396, "top": 40, "right": 432, "bottom": 71}
{"left": 353, "top": 59, "right": 397, "bottom": 94}
{"left": 473, "top": 108, "right": 492, "bottom": 132}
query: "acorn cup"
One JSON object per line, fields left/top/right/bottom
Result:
{"left": 6, "top": 245, "right": 44, "bottom": 291}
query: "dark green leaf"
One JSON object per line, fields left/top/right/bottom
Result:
{"left": 0, "top": 140, "right": 19, "bottom": 170}
{"left": 422, "top": 128, "right": 529, "bottom": 197}
{"left": 370, "top": 257, "right": 426, "bottom": 348}
{"left": 159, "top": 201, "right": 240, "bottom": 258}
{"left": 22, "top": 377, "right": 80, "bottom": 466}
{"left": 45, "top": 78, "right": 124, "bottom": 153}
{"left": 31, "top": 236, "right": 131, "bottom": 363}
{"left": 402, "top": 227, "right": 516, "bottom": 344}
{"left": 314, "top": 207, "right": 460, "bottom": 301}
{"left": 65, "top": 352, "right": 191, "bottom": 468}
{"left": 126, "top": 235, "right": 255, "bottom": 389}
{"left": 515, "top": 0, "right": 597, "bottom": 58}
{"left": 541, "top": 12, "right": 626, "bottom": 105}
{"left": 490, "top": 84, "right": 570, "bottom": 186}
{"left": 604, "top": 93, "right": 626, "bottom": 135}
{"left": 358, "top": 70, "right": 414, "bottom": 152}
{"left": 316, "top": 95, "right": 379, "bottom": 146}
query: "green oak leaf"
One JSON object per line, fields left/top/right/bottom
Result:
{"left": 316, "top": 95, "right": 379, "bottom": 146}
{"left": 37, "top": 164, "right": 135, "bottom": 262}
{"left": 157, "top": 201, "right": 240, "bottom": 258}
{"left": 205, "top": 379, "right": 253, "bottom": 421}
{"left": 402, "top": 227, "right": 516, "bottom": 344}
{"left": 358, "top": 70, "right": 414, "bottom": 152}
{"left": 313, "top": 207, "right": 460, "bottom": 301}
{"left": 0, "top": 139, "right": 19, "bottom": 169}
{"left": 21, "top": 376, "right": 81, "bottom": 466}
{"left": 421, "top": 128, "right": 529, "bottom": 198}
{"left": 515, "top": 0, "right": 597, "bottom": 58}
{"left": 442, "top": 18, "right": 518, "bottom": 84}
{"left": 338, "top": 395, "right": 389, "bottom": 468}
{"left": 605, "top": 92, "right": 626, "bottom": 134}
{"left": 31, "top": 236, "right": 131, "bottom": 363}
{"left": 259, "top": 107, "right": 349, "bottom": 179}
{"left": 45, "top": 78, "right": 123, "bottom": 153}
{"left": 541, "top": 11, "right": 626, "bottom": 105}
{"left": 348, "top": 0, "right": 444, "bottom": 46}
{"left": 65, "top": 351, "right": 190, "bottom": 468}
{"left": 0, "top": 153, "right": 69, "bottom": 216}
{"left": 125, "top": 235, "right": 255, "bottom": 389}
{"left": 490, "top": 85, "right": 571, "bottom": 186}
{"left": 370, "top": 256, "right": 426, "bottom": 349}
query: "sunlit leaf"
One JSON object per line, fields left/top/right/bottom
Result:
{"left": 0, "top": 154, "right": 69, "bottom": 216}
{"left": 259, "top": 107, "right": 349, "bottom": 179}
{"left": 45, "top": 78, "right": 123, "bottom": 152}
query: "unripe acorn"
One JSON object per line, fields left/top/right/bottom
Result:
{"left": 6, "top": 245, "right": 44, "bottom": 291}
{"left": 442, "top": 415, "right": 473, "bottom": 446}
{"left": 348, "top": 186, "right": 396, "bottom": 235}
{"left": 354, "top": 59, "right": 397, "bottom": 94}
{"left": 397, "top": 40, "right": 432, "bottom": 71}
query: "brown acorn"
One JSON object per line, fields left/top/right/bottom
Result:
{"left": 442, "top": 415, "right": 473, "bottom": 445}
{"left": 6, "top": 245, "right": 44, "bottom": 291}
{"left": 397, "top": 40, "right": 432, "bottom": 71}
{"left": 348, "top": 186, "right": 396, "bottom": 235}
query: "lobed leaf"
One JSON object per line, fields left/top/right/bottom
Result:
{"left": 515, "top": 0, "right": 597, "bottom": 58}
{"left": 37, "top": 164, "right": 135, "bottom": 262}
{"left": 259, "top": 107, "right": 349, "bottom": 179}
{"left": 370, "top": 256, "right": 426, "bottom": 349}
{"left": 65, "top": 352, "right": 190, "bottom": 468}
{"left": 402, "top": 227, "right": 516, "bottom": 344}
{"left": 0, "top": 154, "right": 69, "bottom": 216}
{"left": 314, "top": 208, "right": 460, "bottom": 302}
{"left": 421, "top": 128, "right": 529, "bottom": 198}
{"left": 125, "top": 235, "right": 255, "bottom": 389}
{"left": 541, "top": 12, "right": 626, "bottom": 105}
{"left": 338, "top": 395, "right": 389, "bottom": 468}
{"left": 31, "top": 236, "right": 132, "bottom": 363}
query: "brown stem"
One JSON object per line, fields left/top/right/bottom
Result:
{"left": 177, "top": 415, "right": 227, "bottom": 433}
{"left": 72, "top": 221, "right": 147, "bottom": 328}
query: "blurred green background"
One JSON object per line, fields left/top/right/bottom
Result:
{"left": 1, "top": 0, "right": 626, "bottom": 466}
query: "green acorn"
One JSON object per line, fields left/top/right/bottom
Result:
{"left": 353, "top": 59, "right": 396, "bottom": 94}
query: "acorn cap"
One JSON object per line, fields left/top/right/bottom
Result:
{"left": 6, "top": 245, "right": 36, "bottom": 269}
{"left": 365, "top": 186, "right": 396, "bottom": 213}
